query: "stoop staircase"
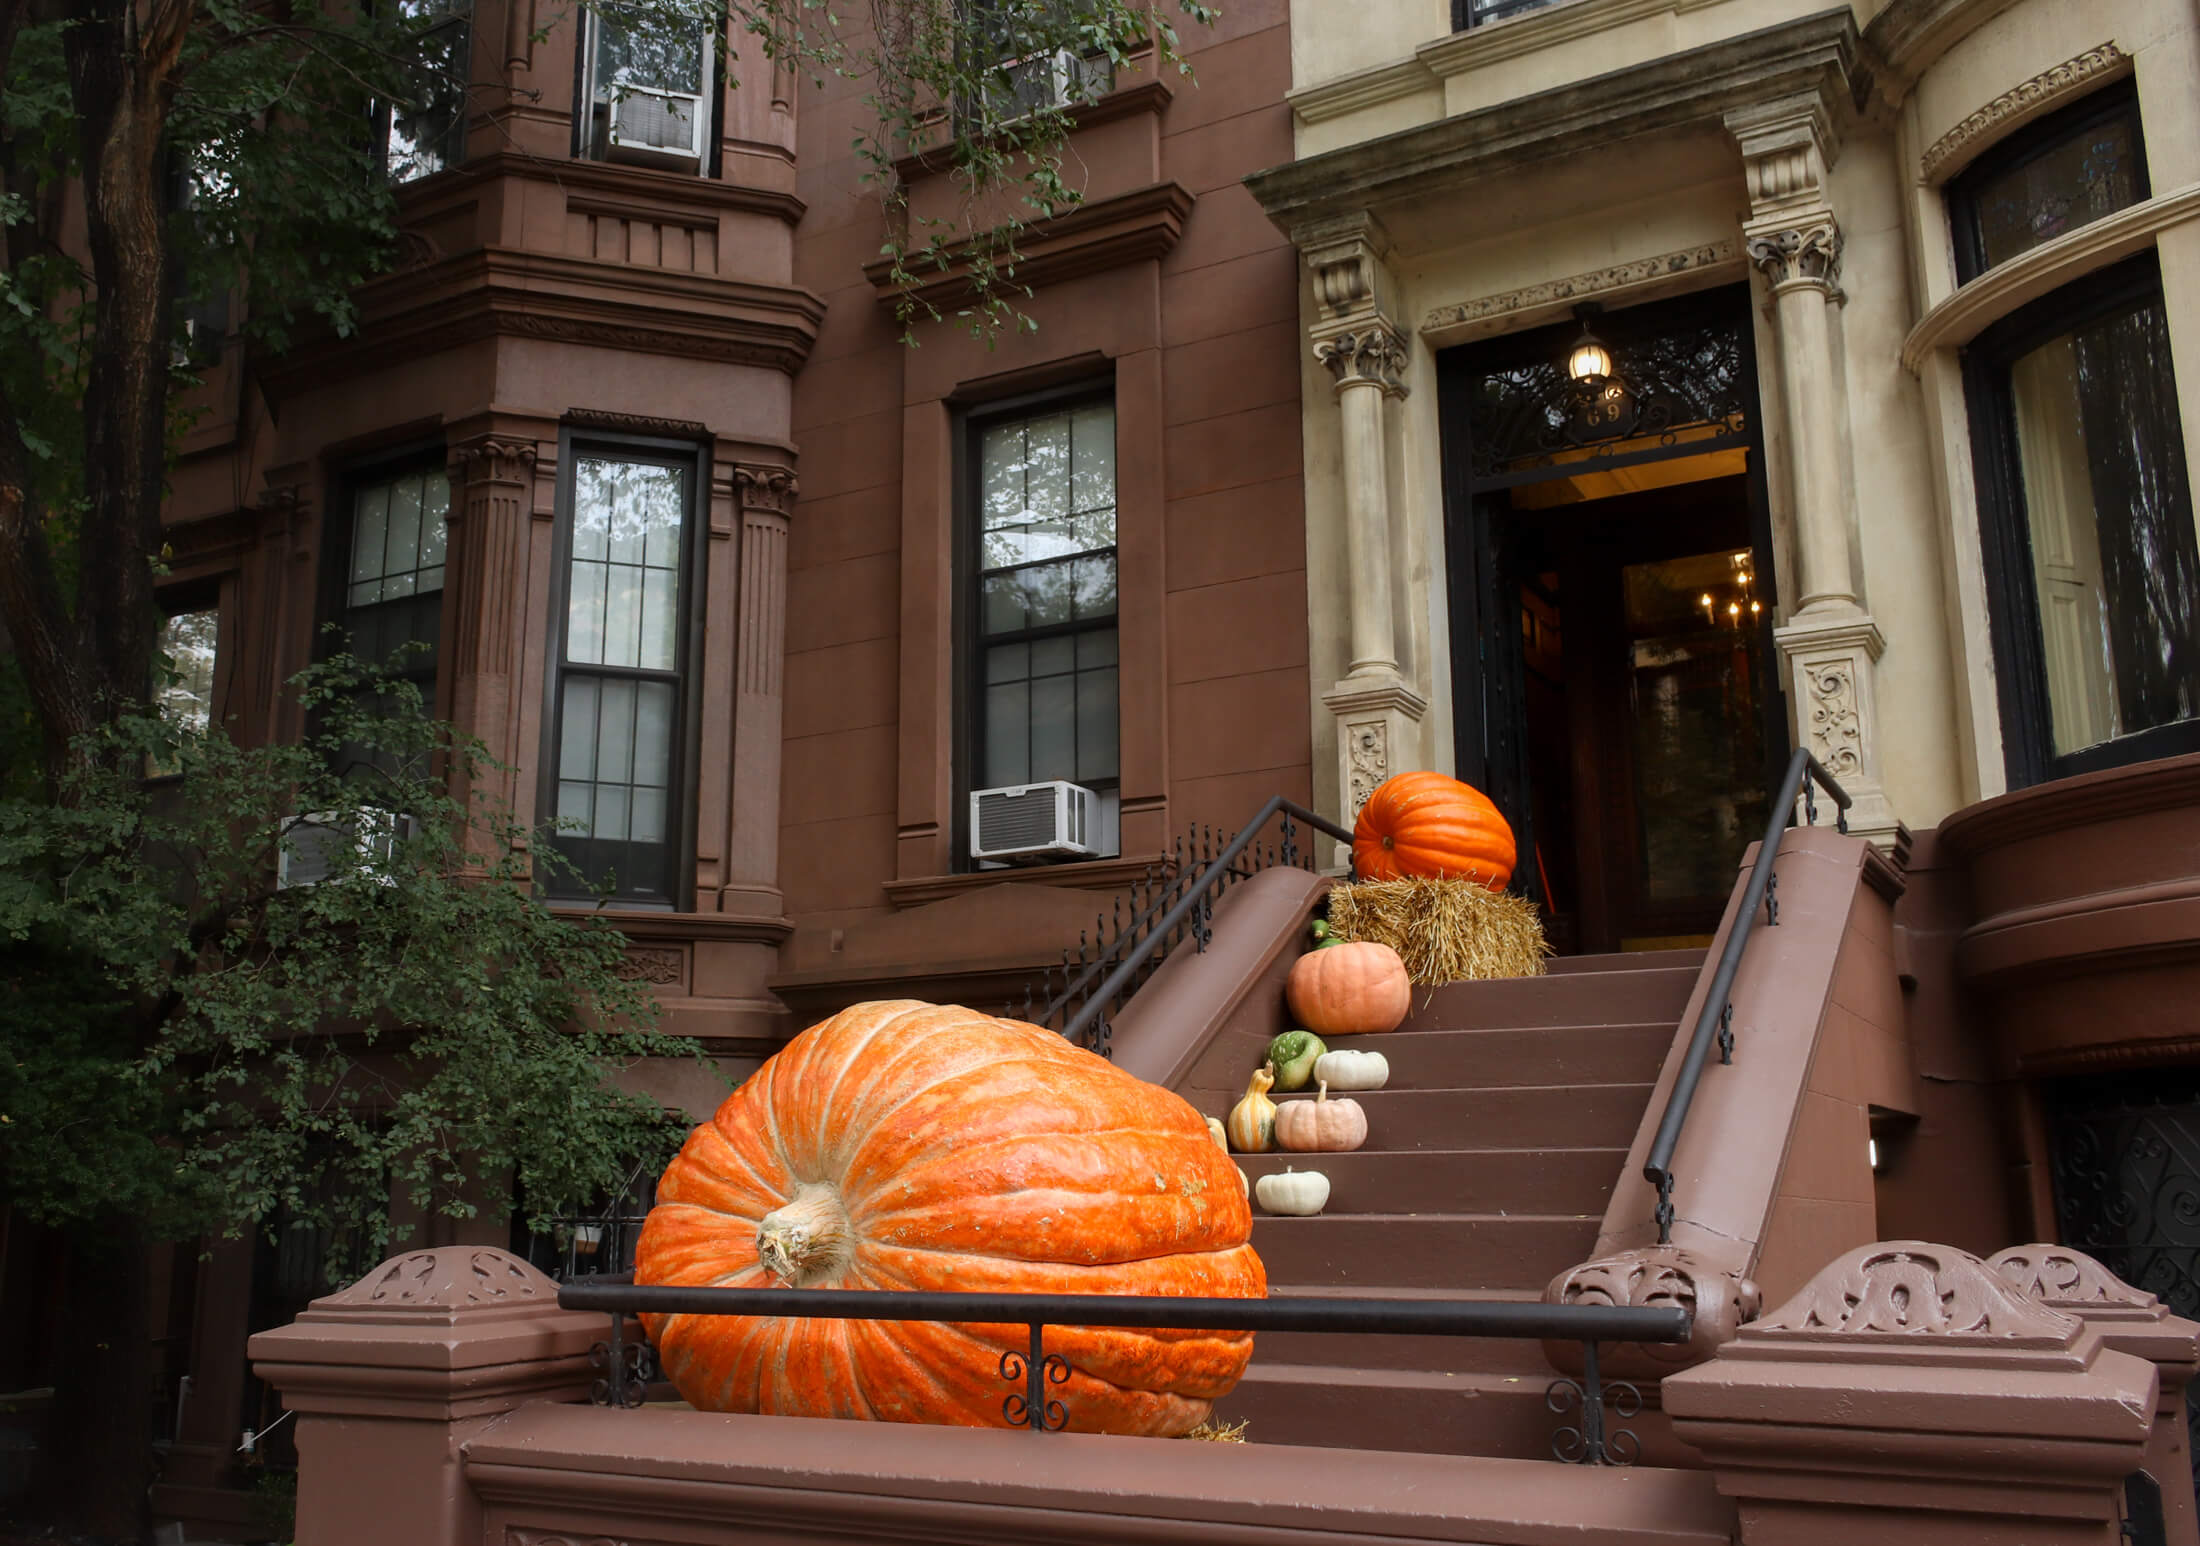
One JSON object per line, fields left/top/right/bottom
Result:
{"left": 1213, "top": 949, "right": 1705, "bottom": 1457}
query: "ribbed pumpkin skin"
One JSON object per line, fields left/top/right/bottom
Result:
{"left": 1285, "top": 941, "right": 1411, "bottom": 1034}
{"left": 634, "top": 1000, "right": 1265, "bottom": 1435}
{"left": 1353, "top": 771, "right": 1517, "bottom": 888}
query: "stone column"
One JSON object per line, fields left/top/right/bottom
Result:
{"left": 722, "top": 463, "right": 795, "bottom": 914}
{"left": 1304, "top": 215, "right": 1427, "bottom": 835}
{"left": 444, "top": 431, "right": 543, "bottom": 833}
{"left": 248, "top": 1247, "right": 604, "bottom": 1546}
{"left": 1729, "top": 100, "right": 1899, "bottom": 845}
{"left": 1667, "top": 1241, "right": 2156, "bottom": 1545}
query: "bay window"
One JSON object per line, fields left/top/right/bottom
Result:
{"left": 543, "top": 446, "right": 698, "bottom": 907}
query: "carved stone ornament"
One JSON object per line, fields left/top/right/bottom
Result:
{"left": 1740, "top": 1241, "right": 2084, "bottom": 1352}
{"left": 1922, "top": 45, "right": 2130, "bottom": 185}
{"left": 562, "top": 408, "right": 708, "bottom": 439}
{"left": 1423, "top": 242, "right": 1738, "bottom": 335}
{"left": 449, "top": 436, "right": 539, "bottom": 486}
{"left": 734, "top": 464, "right": 799, "bottom": 518}
{"left": 1343, "top": 719, "right": 1389, "bottom": 817}
{"left": 303, "top": 1247, "right": 559, "bottom": 1325}
{"left": 613, "top": 946, "right": 685, "bottom": 986}
{"left": 1747, "top": 221, "right": 1843, "bottom": 290}
{"left": 1314, "top": 327, "right": 1409, "bottom": 397}
{"left": 1803, "top": 660, "right": 1864, "bottom": 779}
{"left": 1543, "top": 1247, "right": 1764, "bottom": 1380}
{"left": 1987, "top": 1243, "right": 2162, "bottom": 1316}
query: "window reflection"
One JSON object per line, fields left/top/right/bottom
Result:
{"left": 150, "top": 609, "right": 219, "bottom": 776}
{"left": 1951, "top": 83, "right": 2146, "bottom": 282}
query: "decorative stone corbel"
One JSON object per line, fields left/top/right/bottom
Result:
{"left": 1542, "top": 1246, "right": 1763, "bottom": 1381}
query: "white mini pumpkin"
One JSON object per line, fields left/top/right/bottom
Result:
{"left": 1313, "top": 1048, "right": 1389, "bottom": 1092}
{"left": 1254, "top": 1166, "right": 1331, "bottom": 1216}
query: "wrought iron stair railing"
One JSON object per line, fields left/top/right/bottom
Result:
{"left": 1641, "top": 747, "right": 1850, "bottom": 1244}
{"left": 1024, "top": 797, "right": 1354, "bottom": 1058}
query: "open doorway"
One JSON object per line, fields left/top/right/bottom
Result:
{"left": 1439, "top": 285, "right": 1788, "bottom": 955}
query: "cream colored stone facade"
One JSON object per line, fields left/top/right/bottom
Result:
{"left": 1256, "top": 0, "right": 2200, "bottom": 845}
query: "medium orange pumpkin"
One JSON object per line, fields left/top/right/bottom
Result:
{"left": 1353, "top": 771, "right": 1516, "bottom": 889}
{"left": 634, "top": 1000, "right": 1265, "bottom": 1435}
{"left": 1285, "top": 939, "right": 1411, "bottom": 1034}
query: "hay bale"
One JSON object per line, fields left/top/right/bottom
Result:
{"left": 1324, "top": 877, "right": 1549, "bottom": 985}
{"left": 1181, "top": 1417, "right": 1249, "bottom": 1442}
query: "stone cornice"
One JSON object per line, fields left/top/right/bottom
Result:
{"left": 402, "top": 150, "right": 806, "bottom": 226}
{"left": 1863, "top": 0, "right": 2030, "bottom": 97}
{"left": 1249, "top": 10, "right": 1864, "bottom": 239}
{"left": 862, "top": 181, "right": 1194, "bottom": 310}
{"left": 1918, "top": 43, "right": 2130, "bottom": 185}
{"left": 1900, "top": 183, "right": 2200, "bottom": 373}
{"left": 257, "top": 245, "right": 827, "bottom": 398}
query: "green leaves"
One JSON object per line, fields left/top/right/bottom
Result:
{"left": 0, "top": 657, "right": 710, "bottom": 1265}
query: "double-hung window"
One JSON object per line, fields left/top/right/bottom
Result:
{"left": 338, "top": 463, "right": 451, "bottom": 704}
{"left": 543, "top": 447, "right": 697, "bottom": 908}
{"left": 376, "top": 0, "right": 473, "bottom": 182}
{"left": 1954, "top": 84, "right": 2200, "bottom": 784}
{"left": 961, "top": 0, "right": 1112, "bottom": 127}
{"left": 969, "top": 396, "right": 1120, "bottom": 854}
{"left": 577, "top": 8, "right": 715, "bottom": 171}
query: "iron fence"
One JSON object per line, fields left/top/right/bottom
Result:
{"left": 558, "top": 1276, "right": 1688, "bottom": 1465}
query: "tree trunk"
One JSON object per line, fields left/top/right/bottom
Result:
{"left": 39, "top": 1217, "right": 155, "bottom": 1542}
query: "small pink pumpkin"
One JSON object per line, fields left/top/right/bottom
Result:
{"left": 1273, "top": 1081, "right": 1368, "bottom": 1153}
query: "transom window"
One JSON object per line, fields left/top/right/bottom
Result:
{"left": 1948, "top": 81, "right": 2147, "bottom": 284}
{"left": 544, "top": 450, "right": 696, "bottom": 907}
{"left": 972, "top": 399, "right": 1119, "bottom": 810}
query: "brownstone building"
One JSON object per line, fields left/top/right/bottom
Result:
{"left": 42, "top": 0, "right": 1307, "bottom": 1533}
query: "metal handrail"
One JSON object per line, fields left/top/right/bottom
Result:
{"left": 1641, "top": 747, "right": 1850, "bottom": 1244}
{"left": 1053, "top": 796, "right": 1353, "bottom": 1051}
{"left": 560, "top": 1275, "right": 1688, "bottom": 1463}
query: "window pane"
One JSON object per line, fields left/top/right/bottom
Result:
{"left": 1070, "top": 403, "right": 1115, "bottom": 515}
{"left": 1077, "top": 631, "right": 1117, "bottom": 668}
{"left": 386, "top": 477, "right": 424, "bottom": 580}
{"left": 980, "top": 423, "right": 1026, "bottom": 531}
{"left": 1077, "top": 663, "right": 1119, "bottom": 784}
{"left": 570, "top": 457, "right": 684, "bottom": 669}
{"left": 419, "top": 473, "right": 450, "bottom": 565}
{"left": 985, "top": 681, "right": 1029, "bottom": 786}
{"left": 560, "top": 676, "right": 600, "bottom": 781}
{"left": 633, "top": 681, "right": 675, "bottom": 787}
{"left": 1030, "top": 673, "right": 1075, "bottom": 782}
{"left": 595, "top": 784, "right": 631, "bottom": 844}
{"left": 596, "top": 14, "right": 704, "bottom": 94}
{"left": 1023, "top": 561, "right": 1074, "bottom": 628}
{"left": 1970, "top": 110, "right": 2143, "bottom": 274}
{"left": 983, "top": 573, "right": 1026, "bottom": 635}
{"left": 1072, "top": 554, "right": 1117, "bottom": 619}
{"left": 1023, "top": 414, "right": 1070, "bottom": 525}
{"left": 986, "top": 643, "right": 1027, "bottom": 684}
{"left": 2008, "top": 293, "right": 2200, "bottom": 756}
{"left": 630, "top": 786, "right": 666, "bottom": 845}
{"left": 567, "top": 561, "right": 607, "bottom": 665}
{"left": 1030, "top": 635, "right": 1074, "bottom": 677}
{"left": 639, "top": 567, "right": 678, "bottom": 673}
{"left": 155, "top": 609, "right": 219, "bottom": 741}
{"left": 595, "top": 678, "right": 637, "bottom": 784}
{"left": 557, "top": 780, "right": 594, "bottom": 833}
{"left": 351, "top": 485, "right": 391, "bottom": 590}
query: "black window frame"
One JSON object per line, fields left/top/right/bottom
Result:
{"left": 1946, "top": 78, "right": 2149, "bottom": 286}
{"left": 537, "top": 430, "right": 708, "bottom": 912}
{"left": 953, "top": 378, "right": 1122, "bottom": 869}
{"left": 1962, "top": 249, "right": 2200, "bottom": 789}
{"left": 318, "top": 445, "right": 455, "bottom": 713}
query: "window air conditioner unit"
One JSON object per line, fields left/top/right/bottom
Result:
{"left": 970, "top": 780, "right": 1100, "bottom": 864}
{"left": 277, "top": 808, "right": 416, "bottom": 889}
{"left": 606, "top": 86, "right": 706, "bottom": 168}
{"left": 996, "top": 48, "right": 1112, "bottom": 117}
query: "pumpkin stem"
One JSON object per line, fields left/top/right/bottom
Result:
{"left": 756, "top": 1182, "right": 855, "bottom": 1288}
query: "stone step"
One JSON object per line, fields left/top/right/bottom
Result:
{"left": 1396, "top": 966, "right": 1700, "bottom": 1033}
{"left": 1248, "top": 1212, "right": 1602, "bottom": 1292}
{"left": 1256, "top": 1082, "right": 1653, "bottom": 1152}
{"left": 1237, "top": 1147, "right": 1625, "bottom": 1217}
{"left": 1317, "top": 1023, "right": 1675, "bottom": 1089}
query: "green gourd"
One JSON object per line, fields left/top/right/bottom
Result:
{"left": 1266, "top": 1029, "right": 1329, "bottom": 1093}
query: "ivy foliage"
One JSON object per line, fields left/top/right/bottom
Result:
{"left": 0, "top": 656, "right": 705, "bottom": 1257}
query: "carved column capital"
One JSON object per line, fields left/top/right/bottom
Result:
{"left": 447, "top": 435, "right": 538, "bottom": 488}
{"left": 1747, "top": 219, "right": 1845, "bottom": 293}
{"left": 1313, "top": 326, "right": 1410, "bottom": 398}
{"left": 1543, "top": 1246, "right": 1763, "bottom": 1380}
{"left": 733, "top": 464, "right": 799, "bottom": 519}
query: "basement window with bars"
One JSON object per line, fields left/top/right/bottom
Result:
{"left": 967, "top": 394, "right": 1121, "bottom": 858}
{"left": 543, "top": 446, "right": 699, "bottom": 908}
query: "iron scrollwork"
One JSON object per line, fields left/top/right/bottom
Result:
{"left": 1466, "top": 317, "right": 1749, "bottom": 485}
{"left": 1547, "top": 1341, "right": 1643, "bottom": 1465}
{"left": 1000, "top": 1323, "right": 1071, "bottom": 1431}
{"left": 589, "top": 1315, "right": 659, "bottom": 1408}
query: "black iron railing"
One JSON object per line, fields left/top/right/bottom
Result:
{"left": 559, "top": 1276, "right": 1688, "bottom": 1465}
{"left": 1026, "top": 797, "right": 1354, "bottom": 1057}
{"left": 1641, "top": 748, "right": 1850, "bottom": 1245}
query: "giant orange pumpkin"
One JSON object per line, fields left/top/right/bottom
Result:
{"left": 634, "top": 1000, "right": 1265, "bottom": 1435}
{"left": 1352, "top": 771, "right": 1516, "bottom": 889}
